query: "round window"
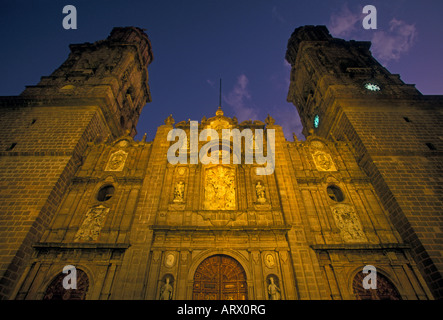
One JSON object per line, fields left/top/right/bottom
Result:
{"left": 327, "top": 185, "right": 344, "bottom": 202}
{"left": 97, "top": 185, "right": 115, "bottom": 201}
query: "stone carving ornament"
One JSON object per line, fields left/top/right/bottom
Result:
{"left": 204, "top": 166, "right": 236, "bottom": 210}
{"left": 74, "top": 205, "right": 110, "bottom": 241}
{"left": 159, "top": 277, "right": 173, "bottom": 300}
{"left": 331, "top": 204, "right": 367, "bottom": 242}
{"left": 256, "top": 181, "right": 266, "bottom": 203}
{"left": 105, "top": 150, "right": 128, "bottom": 171}
{"left": 268, "top": 276, "right": 281, "bottom": 300}
{"left": 309, "top": 140, "right": 336, "bottom": 171}
{"left": 264, "top": 253, "right": 275, "bottom": 268}
{"left": 173, "top": 181, "right": 185, "bottom": 202}
{"left": 164, "top": 253, "right": 176, "bottom": 268}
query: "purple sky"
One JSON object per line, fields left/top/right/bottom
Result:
{"left": 1, "top": 0, "right": 442, "bottom": 141}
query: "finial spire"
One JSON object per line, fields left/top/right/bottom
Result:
{"left": 216, "top": 78, "right": 224, "bottom": 116}
{"left": 219, "top": 78, "right": 222, "bottom": 108}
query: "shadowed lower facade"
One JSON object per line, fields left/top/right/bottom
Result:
{"left": 0, "top": 26, "right": 441, "bottom": 300}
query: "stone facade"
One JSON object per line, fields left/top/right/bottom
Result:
{"left": 286, "top": 25, "right": 443, "bottom": 299}
{"left": 0, "top": 26, "right": 440, "bottom": 300}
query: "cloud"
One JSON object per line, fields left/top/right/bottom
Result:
{"left": 271, "top": 104, "right": 304, "bottom": 141}
{"left": 272, "top": 6, "right": 286, "bottom": 24}
{"left": 328, "top": 5, "right": 362, "bottom": 37}
{"left": 223, "top": 74, "right": 258, "bottom": 121}
{"left": 206, "top": 79, "right": 215, "bottom": 88}
{"left": 370, "top": 18, "right": 417, "bottom": 64}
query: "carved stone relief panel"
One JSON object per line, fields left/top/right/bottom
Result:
{"left": 331, "top": 204, "right": 367, "bottom": 242}
{"left": 74, "top": 205, "right": 110, "bottom": 241}
{"left": 164, "top": 252, "right": 176, "bottom": 268}
{"left": 105, "top": 150, "right": 128, "bottom": 171}
{"left": 203, "top": 166, "right": 236, "bottom": 210}
{"left": 309, "top": 140, "right": 336, "bottom": 171}
{"left": 264, "top": 253, "right": 276, "bottom": 268}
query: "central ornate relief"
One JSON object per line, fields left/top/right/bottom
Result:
{"left": 204, "top": 166, "right": 236, "bottom": 210}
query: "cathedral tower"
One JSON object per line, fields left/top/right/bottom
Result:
{"left": 0, "top": 27, "right": 153, "bottom": 299}
{"left": 286, "top": 25, "right": 443, "bottom": 299}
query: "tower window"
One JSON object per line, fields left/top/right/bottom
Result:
{"left": 97, "top": 185, "right": 115, "bottom": 201}
{"left": 31, "top": 119, "right": 37, "bottom": 125}
{"left": 6, "top": 143, "right": 17, "bottom": 151}
{"left": 403, "top": 117, "right": 411, "bottom": 123}
{"left": 313, "top": 114, "right": 320, "bottom": 129}
{"left": 327, "top": 185, "right": 344, "bottom": 202}
{"left": 426, "top": 143, "right": 436, "bottom": 151}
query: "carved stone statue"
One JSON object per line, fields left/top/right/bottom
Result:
{"left": 173, "top": 181, "right": 185, "bottom": 202}
{"left": 164, "top": 114, "right": 175, "bottom": 125}
{"left": 159, "top": 277, "right": 173, "bottom": 300}
{"left": 265, "top": 114, "right": 275, "bottom": 126}
{"left": 256, "top": 181, "right": 266, "bottom": 203}
{"left": 268, "top": 277, "right": 281, "bottom": 300}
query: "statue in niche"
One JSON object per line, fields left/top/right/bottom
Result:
{"left": 159, "top": 277, "right": 173, "bottom": 300}
{"left": 74, "top": 205, "right": 109, "bottom": 241}
{"left": 268, "top": 276, "right": 281, "bottom": 300}
{"left": 173, "top": 181, "right": 185, "bottom": 202}
{"left": 256, "top": 181, "right": 266, "bottom": 203}
{"left": 332, "top": 204, "right": 366, "bottom": 242}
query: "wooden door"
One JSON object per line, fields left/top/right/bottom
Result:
{"left": 193, "top": 255, "right": 247, "bottom": 300}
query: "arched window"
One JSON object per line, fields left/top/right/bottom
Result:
{"left": 97, "top": 185, "right": 115, "bottom": 201}
{"left": 43, "top": 269, "right": 89, "bottom": 300}
{"left": 353, "top": 270, "right": 402, "bottom": 300}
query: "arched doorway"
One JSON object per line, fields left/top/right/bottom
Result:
{"left": 43, "top": 269, "right": 89, "bottom": 300}
{"left": 352, "top": 270, "right": 402, "bottom": 300}
{"left": 193, "top": 255, "right": 247, "bottom": 300}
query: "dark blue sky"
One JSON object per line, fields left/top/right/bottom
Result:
{"left": 1, "top": 0, "right": 442, "bottom": 141}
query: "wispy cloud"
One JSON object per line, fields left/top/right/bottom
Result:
{"left": 328, "top": 4, "right": 362, "bottom": 37}
{"left": 271, "top": 104, "right": 304, "bottom": 141}
{"left": 206, "top": 79, "right": 215, "bottom": 88}
{"left": 371, "top": 18, "right": 417, "bottom": 64}
{"left": 272, "top": 6, "right": 286, "bottom": 25}
{"left": 327, "top": 5, "right": 417, "bottom": 65}
{"left": 223, "top": 74, "right": 258, "bottom": 121}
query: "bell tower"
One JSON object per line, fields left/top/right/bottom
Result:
{"left": 285, "top": 25, "right": 420, "bottom": 137}
{"left": 21, "top": 26, "right": 153, "bottom": 137}
{"left": 0, "top": 27, "right": 153, "bottom": 299}
{"left": 286, "top": 25, "right": 443, "bottom": 299}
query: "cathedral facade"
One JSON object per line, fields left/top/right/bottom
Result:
{"left": 0, "top": 26, "right": 441, "bottom": 300}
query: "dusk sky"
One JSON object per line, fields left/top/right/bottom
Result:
{"left": 1, "top": 0, "right": 442, "bottom": 141}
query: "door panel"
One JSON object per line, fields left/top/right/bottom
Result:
{"left": 193, "top": 255, "right": 247, "bottom": 300}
